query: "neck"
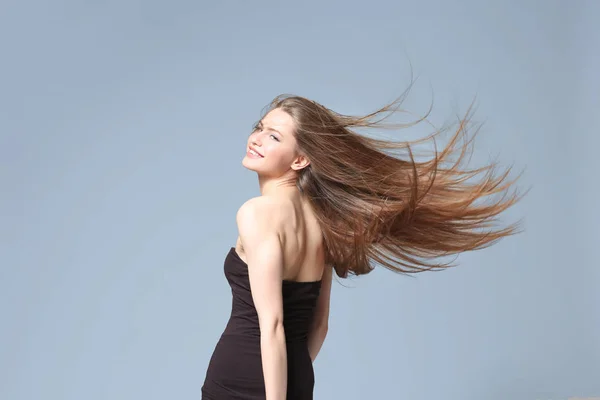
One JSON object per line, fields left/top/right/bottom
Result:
{"left": 257, "top": 174, "right": 299, "bottom": 197}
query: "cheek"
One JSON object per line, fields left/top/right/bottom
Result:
{"left": 268, "top": 145, "right": 295, "bottom": 165}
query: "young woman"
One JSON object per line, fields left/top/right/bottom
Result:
{"left": 200, "top": 92, "right": 524, "bottom": 400}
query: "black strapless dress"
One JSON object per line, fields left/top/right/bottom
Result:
{"left": 201, "top": 247, "right": 322, "bottom": 400}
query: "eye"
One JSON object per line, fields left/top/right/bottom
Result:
{"left": 270, "top": 134, "right": 280, "bottom": 142}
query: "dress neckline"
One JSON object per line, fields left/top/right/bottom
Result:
{"left": 230, "top": 247, "right": 322, "bottom": 285}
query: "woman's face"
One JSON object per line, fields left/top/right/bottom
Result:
{"left": 242, "top": 108, "right": 306, "bottom": 176}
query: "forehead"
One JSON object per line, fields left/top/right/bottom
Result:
{"left": 262, "top": 108, "right": 295, "bottom": 134}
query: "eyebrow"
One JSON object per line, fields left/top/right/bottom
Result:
{"left": 258, "top": 121, "right": 283, "bottom": 136}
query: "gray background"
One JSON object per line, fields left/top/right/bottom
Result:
{"left": 1, "top": 1, "right": 598, "bottom": 399}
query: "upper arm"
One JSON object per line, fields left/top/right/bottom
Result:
{"left": 312, "top": 263, "right": 333, "bottom": 330}
{"left": 236, "top": 198, "right": 285, "bottom": 330}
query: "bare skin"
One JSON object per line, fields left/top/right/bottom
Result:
{"left": 235, "top": 108, "right": 333, "bottom": 400}
{"left": 234, "top": 193, "right": 325, "bottom": 283}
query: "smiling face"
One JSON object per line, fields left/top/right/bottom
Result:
{"left": 242, "top": 108, "right": 309, "bottom": 176}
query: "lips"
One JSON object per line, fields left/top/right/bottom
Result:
{"left": 248, "top": 146, "right": 263, "bottom": 157}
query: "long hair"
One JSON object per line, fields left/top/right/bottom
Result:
{"left": 261, "top": 86, "right": 527, "bottom": 278}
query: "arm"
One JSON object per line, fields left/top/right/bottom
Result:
{"left": 307, "top": 263, "right": 332, "bottom": 362}
{"left": 237, "top": 198, "right": 287, "bottom": 400}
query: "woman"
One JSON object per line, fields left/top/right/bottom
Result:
{"left": 200, "top": 91, "right": 524, "bottom": 399}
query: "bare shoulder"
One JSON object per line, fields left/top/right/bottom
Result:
{"left": 235, "top": 196, "right": 292, "bottom": 281}
{"left": 236, "top": 196, "right": 293, "bottom": 231}
{"left": 235, "top": 197, "right": 294, "bottom": 249}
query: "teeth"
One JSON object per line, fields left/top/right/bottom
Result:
{"left": 249, "top": 149, "right": 261, "bottom": 157}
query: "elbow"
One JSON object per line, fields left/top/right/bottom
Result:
{"left": 259, "top": 317, "right": 285, "bottom": 337}
{"left": 320, "top": 323, "right": 329, "bottom": 336}
{"left": 312, "top": 320, "right": 328, "bottom": 337}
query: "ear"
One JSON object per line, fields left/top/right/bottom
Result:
{"left": 291, "top": 154, "right": 310, "bottom": 171}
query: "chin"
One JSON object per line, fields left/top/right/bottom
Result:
{"left": 241, "top": 156, "right": 259, "bottom": 172}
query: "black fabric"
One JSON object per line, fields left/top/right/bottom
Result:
{"left": 202, "top": 247, "right": 322, "bottom": 399}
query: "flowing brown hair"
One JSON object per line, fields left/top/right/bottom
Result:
{"left": 260, "top": 84, "right": 527, "bottom": 278}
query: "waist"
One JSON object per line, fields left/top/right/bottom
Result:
{"left": 224, "top": 319, "right": 311, "bottom": 342}
{"left": 203, "top": 336, "right": 314, "bottom": 399}
{"left": 221, "top": 329, "right": 311, "bottom": 344}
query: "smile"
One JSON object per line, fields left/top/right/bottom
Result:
{"left": 247, "top": 148, "right": 264, "bottom": 158}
